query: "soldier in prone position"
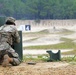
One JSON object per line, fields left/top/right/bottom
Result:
{"left": 0, "top": 17, "right": 21, "bottom": 67}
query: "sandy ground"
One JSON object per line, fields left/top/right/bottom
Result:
{"left": 23, "top": 49, "right": 73, "bottom": 55}
{"left": 0, "top": 62, "right": 76, "bottom": 75}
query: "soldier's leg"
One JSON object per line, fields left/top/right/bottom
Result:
{"left": 7, "top": 47, "right": 21, "bottom": 66}
{"left": 2, "top": 54, "right": 13, "bottom": 67}
{"left": 0, "top": 56, "right": 3, "bottom": 65}
{"left": 0, "top": 50, "right": 8, "bottom": 65}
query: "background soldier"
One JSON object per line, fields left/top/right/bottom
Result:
{"left": 0, "top": 17, "right": 21, "bottom": 67}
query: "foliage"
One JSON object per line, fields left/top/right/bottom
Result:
{"left": 0, "top": 0, "right": 76, "bottom": 19}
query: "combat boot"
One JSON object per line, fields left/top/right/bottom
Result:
{"left": 2, "top": 54, "right": 13, "bottom": 67}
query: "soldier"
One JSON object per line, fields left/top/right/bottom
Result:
{"left": 0, "top": 17, "right": 21, "bottom": 67}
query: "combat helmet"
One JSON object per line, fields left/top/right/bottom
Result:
{"left": 6, "top": 17, "right": 15, "bottom": 23}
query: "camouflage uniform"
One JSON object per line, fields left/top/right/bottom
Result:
{"left": 0, "top": 17, "right": 21, "bottom": 66}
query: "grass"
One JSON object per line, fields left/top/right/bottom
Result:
{"left": 62, "top": 56, "right": 76, "bottom": 62}
{"left": 23, "top": 55, "right": 76, "bottom": 63}
{"left": 23, "top": 37, "right": 39, "bottom": 42}
{"left": 23, "top": 55, "right": 48, "bottom": 62}
{"left": 23, "top": 37, "right": 76, "bottom": 55}
{"left": 23, "top": 29, "right": 76, "bottom": 55}
{"left": 23, "top": 38, "right": 76, "bottom": 50}
{"left": 62, "top": 49, "right": 76, "bottom": 55}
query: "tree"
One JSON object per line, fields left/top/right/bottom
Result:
{"left": 0, "top": 0, "right": 76, "bottom": 19}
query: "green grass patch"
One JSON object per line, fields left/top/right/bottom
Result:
{"left": 62, "top": 56, "right": 76, "bottom": 62}
{"left": 23, "top": 55, "right": 48, "bottom": 62}
{"left": 60, "top": 37, "right": 73, "bottom": 41}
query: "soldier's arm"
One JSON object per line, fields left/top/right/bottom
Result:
{"left": 14, "top": 30, "right": 20, "bottom": 43}
{"left": 11, "top": 26, "right": 20, "bottom": 43}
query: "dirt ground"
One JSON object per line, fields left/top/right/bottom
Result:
{"left": 0, "top": 62, "right": 76, "bottom": 75}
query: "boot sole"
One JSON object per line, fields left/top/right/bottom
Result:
{"left": 2, "top": 54, "right": 9, "bottom": 67}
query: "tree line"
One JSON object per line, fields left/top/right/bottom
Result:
{"left": 0, "top": 0, "right": 76, "bottom": 20}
